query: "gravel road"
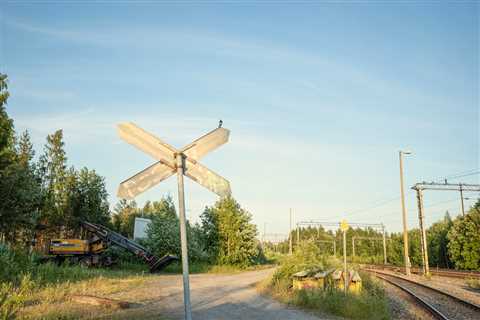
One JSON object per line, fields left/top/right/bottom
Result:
{"left": 108, "top": 268, "right": 333, "bottom": 320}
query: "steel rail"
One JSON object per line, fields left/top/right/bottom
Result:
{"left": 373, "top": 273, "right": 449, "bottom": 320}
{"left": 365, "top": 269, "right": 480, "bottom": 312}
{"left": 364, "top": 264, "right": 480, "bottom": 280}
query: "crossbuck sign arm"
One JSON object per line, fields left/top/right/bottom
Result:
{"left": 117, "top": 123, "right": 231, "bottom": 199}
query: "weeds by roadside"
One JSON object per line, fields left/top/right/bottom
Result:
{"left": 0, "top": 244, "right": 149, "bottom": 319}
{"left": 258, "top": 241, "right": 391, "bottom": 320}
{"left": 466, "top": 278, "right": 480, "bottom": 290}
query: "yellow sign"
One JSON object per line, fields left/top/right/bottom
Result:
{"left": 340, "top": 219, "right": 349, "bottom": 232}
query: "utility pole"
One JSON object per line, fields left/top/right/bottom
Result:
{"left": 296, "top": 223, "right": 300, "bottom": 245}
{"left": 289, "top": 209, "right": 293, "bottom": 255}
{"left": 343, "top": 229, "right": 347, "bottom": 294}
{"left": 415, "top": 187, "right": 430, "bottom": 276}
{"left": 399, "top": 150, "right": 412, "bottom": 276}
{"left": 352, "top": 237, "right": 355, "bottom": 259}
{"left": 263, "top": 223, "right": 266, "bottom": 247}
{"left": 340, "top": 219, "right": 349, "bottom": 295}
{"left": 412, "top": 181, "right": 479, "bottom": 217}
{"left": 460, "top": 184, "right": 465, "bottom": 216}
{"left": 382, "top": 224, "right": 387, "bottom": 265}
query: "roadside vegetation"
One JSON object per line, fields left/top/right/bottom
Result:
{"left": 259, "top": 241, "right": 391, "bottom": 320}
{"left": 466, "top": 278, "right": 480, "bottom": 290}
{"left": 0, "top": 244, "right": 149, "bottom": 319}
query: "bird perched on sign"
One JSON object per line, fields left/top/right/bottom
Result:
{"left": 218, "top": 120, "right": 223, "bottom": 128}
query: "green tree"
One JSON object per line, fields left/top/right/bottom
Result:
{"left": 200, "top": 197, "right": 260, "bottom": 266}
{"left": 111, "top": 199, "right": 139, "bottom": 238}
{"left": 0, "top": 75, "right": 42, "bottom": 244}
{"left": 38, "top": 130, "right": 68, "bottom": 232}
{"left": 63, "top": 167, "right": 111, "bottom": 236}
{"left": 447, "top": 202, "right": 480, "bottom": 270}
{"left": 0, "top": 73, "right": 13, "bottom": 171}
{"left": 144, "top": 196, "right": 206, "bottom": 261}
{"left": 427, "top": 212, "right": 453, "bottom": 268}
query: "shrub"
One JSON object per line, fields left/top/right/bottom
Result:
{"left": 264, "top": 241, "right": 391, "bottom": 320}
{"left": 273, "top": 240, "right": 339, "bottom": 283}
{"left": 145, "top": 214, "right": 208, "bottom": 263}
{"left": 0, "top": 275, "right": 34, "bottom": 320}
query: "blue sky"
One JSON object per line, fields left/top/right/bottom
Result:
{"left": 1, "top": 2, "right": 478, "bottom": 236}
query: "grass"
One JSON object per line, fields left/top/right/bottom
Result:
{"left": 466, "top": 278, "right": 480, "bottom": 290}
{"left": 18, "top": 272, "right": 148, "bottom": 320}
{"left": 0, "top": 244, "right": 152, "bottom": 320}
{"left": 259, "top": 272, "right": 391, "bottom": 320}
{"left": 258, "top": 241, "right": 392, "bottom": 320}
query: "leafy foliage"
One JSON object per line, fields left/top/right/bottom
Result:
{"left": 428, "top": 212, "right": 453, "bottom": 268}
{"left": 0, "top": 74, "right": 43, "bottom": 245}
{"left": 200, "top": 197, "right": 261, "bottom": 266}
{"left": 264, "top": 243, "right": 390, "bottom": 320}
{"left": 447, "top": 203, "right": 480, "bottom": 270}
{"left": 0, "top": 73, "right": 110, "bottom": 245}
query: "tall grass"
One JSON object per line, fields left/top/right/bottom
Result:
{"left": 0, "top": 244, "right": 148, "bottom": 319}
{"left": 260, "top": 240, "right": 391, "bottom": 320}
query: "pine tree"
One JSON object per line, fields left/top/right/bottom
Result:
{"left": 0, "top": 75, "right": 42, "bottom": 244}
{"left": 17, "top": 130, "right": 35, "bottom": 168}
{"left": 38, "top": 130, "right": 68, "bottom": 232}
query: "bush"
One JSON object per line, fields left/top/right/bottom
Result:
{"left": 273, "top": 241, "right": 339, "bottom": 283}
{"left": 0, "top": 275, "right": 34, "bottom": 320}
{"left": 145, "top": 215, "right": 208, "bottom": 263}
{"left": 292, "top": 283, "right": 390, "bottom": 320}
{"left": 0, "top": 244, "right": 36, "bottom": 285}
{"left": 263, "top": 241, "right": 391, "bottom": 320}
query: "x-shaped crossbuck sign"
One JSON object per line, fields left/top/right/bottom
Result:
{"left": 117, "top": 122, "right": 231, "bottom": 199}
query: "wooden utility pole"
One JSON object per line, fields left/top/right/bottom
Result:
{"left": 343, "top": 229, "right": 347, "bottom": 294}
{"left": 460, "top": 184, "right": 465, "bottom": 216}
{"left": 415, "top": 187, "right": 430, "bottom": 276}
{"left": 352, "top": 237, "right": 355, "bottom": 258}
{"left": 296, "top": 224, "right": 300, "bottom": 245}
{"left": 411, "top": 181, "right": 480, "bottom": 276}
{"left": 382, "top": 224, "right": 387, "bottom": 265}
{"left": 289, "top": 209, "right": 293, "bottom": 255}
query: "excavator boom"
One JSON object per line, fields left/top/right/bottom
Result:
{"left": 81, "top": 221, "right": 177, "bottom": 272}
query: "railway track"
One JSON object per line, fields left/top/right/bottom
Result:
{"left": 366, "top": 269, "right": 480, "bottom": 320}
{"left": 364, "top": 264, "right": 480, "bottom": 279}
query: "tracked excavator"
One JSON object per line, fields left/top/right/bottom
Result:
{"left": 44, "top": 221, "right": 177, "bottom": 272}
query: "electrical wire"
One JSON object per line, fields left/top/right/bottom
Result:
{"left": 342, "top": 169, "right": 479, "bottom": 220}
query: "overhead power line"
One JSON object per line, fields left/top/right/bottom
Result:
{"left": 343, "top": 168, "right": 479, "bottom": 220}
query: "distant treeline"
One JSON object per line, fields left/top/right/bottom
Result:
{"left": 270, "top": 205, "right": 480, "bottom": 271}
{"left": 0, "top": 73, "right": 263, "bottom": 267}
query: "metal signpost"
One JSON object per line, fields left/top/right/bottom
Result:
{"left": 117, "top": 122, "right": 231, "bottom": 320}
{"left": 340, "top": 219, "right": 349, "bottom": 295}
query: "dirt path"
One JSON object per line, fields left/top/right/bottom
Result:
{"left": 103, "top": 268, "right": 330, "bottom": 320}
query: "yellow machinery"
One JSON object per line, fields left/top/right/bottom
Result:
{"left": 44, "top": 221, "right": 177, "bottom": 272}
{"left": 49, "top": 239, "right": 105, "bottom": 255}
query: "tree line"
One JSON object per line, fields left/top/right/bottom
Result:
{"left": 0, "top": 73, "right": 262, "bottom": 267}
{"left": 272, "top": 202, "right": 480, "bottom": 271}
{"left": 0, "top": 74, "right": 110, "bottom": 246}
